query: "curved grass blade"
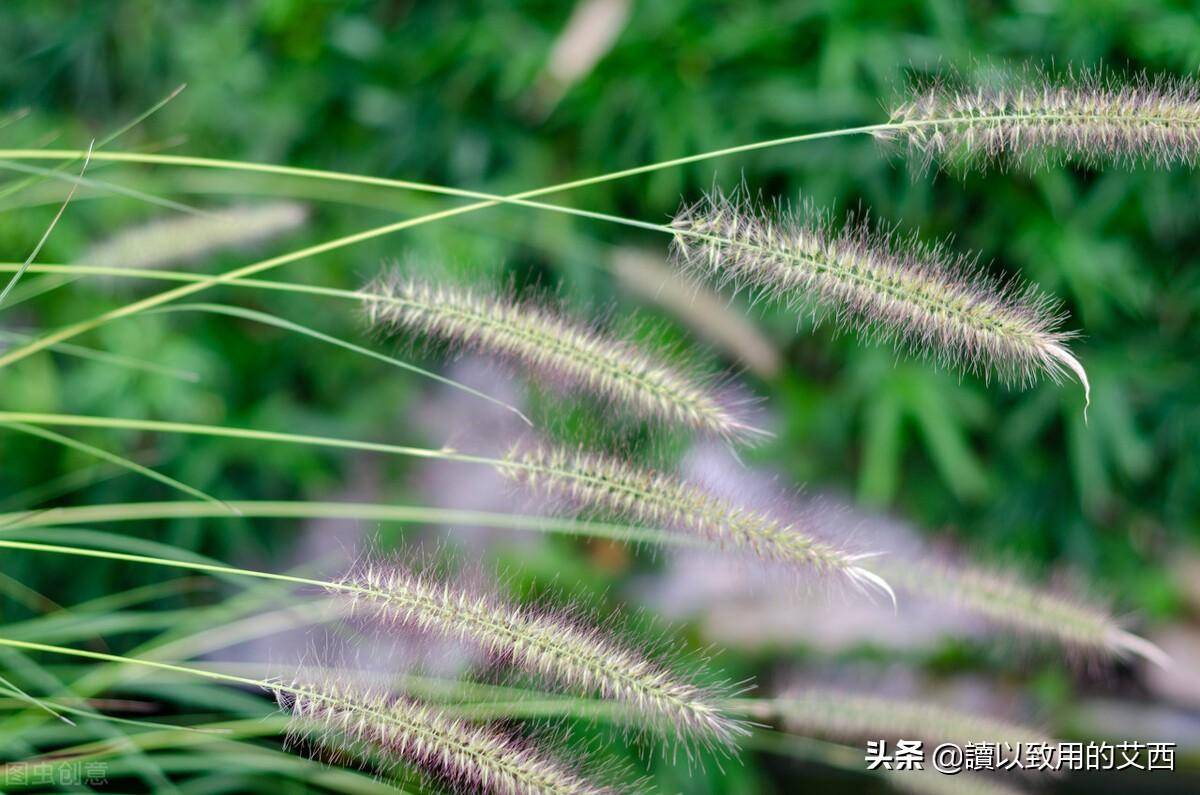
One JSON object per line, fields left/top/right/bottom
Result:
{"left": 0, "top": 120, "right": 897, "bottom": 369}
{"left": 0, "top": 328, "right": 199, "bottom": 382}
{"left": 0, "top": 84, "right": 185, "bottom": 204}
{"left": 146, "top": 302, "right": 530, "bottom": 426}
{"left": 0, "top": 159, "right": 205, "bottom": 216}
{"left": 0, "top": 674, "right": 74, "bottom": 726}
{"left": 0, "top": 421, "right": 234, "bottom": 514}
{"left": 0, "top": 142, "right": 92, "bottom": 309}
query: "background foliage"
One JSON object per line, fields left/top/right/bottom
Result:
{"left": 0, "top": 1, "right": 1196, "bottom": 793}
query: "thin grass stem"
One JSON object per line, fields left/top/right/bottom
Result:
{"left": 0, "top": 422, "right": 229, "bottom": 511}
{"left": 0, "top": 122, "right": 899, "bottom": 368}
{"left": 0, "top": 539, "right": 740, "bottom": 748}
{"left": 146, "top": 302, "right": 531, "bottom": 426}
{"left": 0, "top": 638, "right": 610, "bottom": 794}
{"left": 0, "top": 500, "right": 685, "bottom": 547}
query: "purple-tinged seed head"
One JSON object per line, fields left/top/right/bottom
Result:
{"left": 670, "top": 189, "right": 1089, "bottom": 409}
{"left": 362, "top": 273, "right": 767, "bottom": 443}
{"left": 498, "top": 441, "right": 894, "bottom": 606}
{"left": 880, "top": 557, "right": 1169, "bottom": 669}
{"left": 761, "top": 687, "right": 1052, "bottom": 749}
{"left": 279, "top": 674, "right": 612, "bottom": 795}
{"left": 331, "top": 559, "right": 747, "bottom": 751}
{"left": 881, "top": 66, "right": 1200, "bottom": 170}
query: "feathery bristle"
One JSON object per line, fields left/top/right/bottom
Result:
{"left": 753, "top": 689, "right": 1051, "bottom": 748}
{"left": 883, "top": 67, "right": 1200, "bottom": 169}
{"left": 499, "top": 442, "right": 891, "bottom": 601}
{"left": 279, "top": 675, "right": 609, "bottom": 795}
{"left": 670, "top": 190, "right": 1088, "bottom": 404}
{"left": 79, "top": 202, "right": 307, "bottom": 272}
{"left": 883, "top": 559, "right": 1169, "bottom": 668}
{"left": 363, "top": 275, "right": 763, "bottom": 442}
{"left": 336, "top": 562, "right": 744, "bottom": 749}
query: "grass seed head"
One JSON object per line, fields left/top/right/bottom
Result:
{"left": 279, "top": 674, "right": 610, "bottom": 795}
{"left": 334, "top": 559, "right": 746, "bottom": 751}
{"left": 882, "top": 557, "right": 1169, "bottom": 668}
{"left": 670, "top": 189, "right": 1088, "bottom": 406}
{"left": 761, "top": 688, "right": 1052, "bottom": 749}
{"left": 882, "top": 66, "right": 1200, "bottom": 170}
{"left": 499, "top": 441, "right": 892, "bottom": 604}
{"left": 80, "top": 202, "right": 307, "bottom": 273}
{"left": 364, "top": 274, "right": 765, "bottom": 443}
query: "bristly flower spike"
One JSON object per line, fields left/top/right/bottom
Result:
{"left": 334, "top": 561, "right": 746, "bottom": 751}
{"left": 882, "top": 558, "right": 1170, "bottom": 668}
{"left": 280, "top": 674, "right": 613, "bottom": 795}
{"left": 363, "top": 275, "right": 766, "bottom": 443}
{"left": 670, "top": 189, "right": 1089, "bottom": 411}
{"left": 80, "top": 202, "right": 307, "bottom": 272}
{"left": 751, "top": 688, "right": 1053, "bottom": 749}
{"left": 499, "top": 442, "right": 894, "bottom": 605}
{"left": 882, "top": 67, "right": 1200, "bottom": 171}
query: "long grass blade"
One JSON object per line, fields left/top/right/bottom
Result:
{"left": 0, "top": 421, "right": 233, "bottom": 513}
{"left": 0, "top": 142, "right": 92, "bottom": 309}
{"left": 146, "top": 302, "right": 531, "bottom": 426}
{"left": 0, "top": 328, "right": 199, "bottom": 381}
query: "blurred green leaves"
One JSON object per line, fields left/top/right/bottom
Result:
{"left": 1, "top": 3, "right": 1198, "bottom": 788}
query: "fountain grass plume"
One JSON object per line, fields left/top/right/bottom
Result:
{"left": 499, "top": 442, "right": 893, "bottom": 604}
{"left": 882, "top": 66, "right": 1200, "bottom": 170}
{"left": 79, "top": 202, "right": 307, "bottom": 273}
{"left": 363, "top": 273, "right": 764, "bottom": 442}
{"left": 882, "top": 558, "right": 1169, "bottom": 668}
{"left": 279, "top": 673, "right": 612, "bottom": 795}
{"left": 748, "top": 689, "right": 1051, "bottom": 748}
{"left": 670, "top": 189, "right": 1089, "bottom": 409}
{"left": 0, "top": 634, "right": 613, "bottom": 795}
{"left": 334, "top": 559, "right": 745, "bottom": 751}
